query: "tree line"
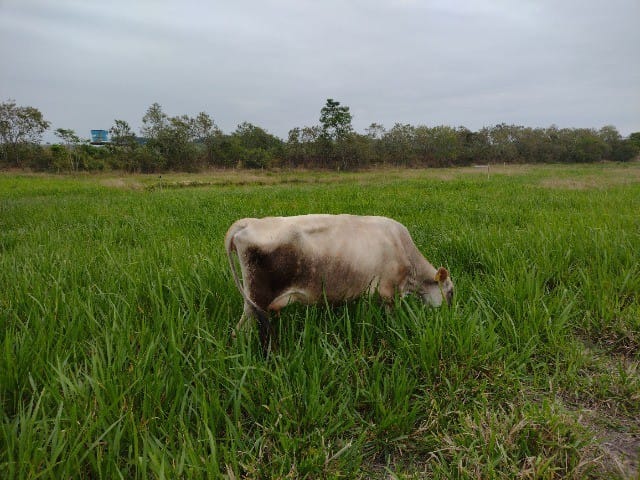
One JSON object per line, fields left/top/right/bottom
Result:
{"left": 1, "top": 98, "right": 639, "bottom": 172}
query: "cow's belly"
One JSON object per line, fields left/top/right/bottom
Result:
{"left": 308, "top": 259, "right": 381, "bottom": 302}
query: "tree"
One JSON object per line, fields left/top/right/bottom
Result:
{"left": 164, "top": 115, "right": 200, "bottom": 170}
{"left": 319, "top": 98, "right": 353, "bottom": 142}
{"left": 109, "top": 120, "right": 137, "bottom": 149}
{"left": 54, "top": 128, "right": 83, "bottom": 171}
{"left": 188, "top": 113, "right": 223, "bottom": 167}
{"left": 487, "top": 123, "right": 520, "bottom": 163}
{"left": 139, "top": 104, "right": 229, "bottom": 171}
{"left": 108, "top": 120, "right": 139, "bottom": 171}
{"left": 54, "top": 128, "right": 81, "bottom": 146}
{"left": 427, "top": 125, "right": 461, "bottom": 166}
{"left": 191, "top": 112, "right": 221, "bottom": 143}
{"left": 381, "top": 123, "right": 416, "bottom": 166}
{"left": 139, "top": 104, "right": 200, "bottom": 171}
{"left": 233, "top": 122, "right": 281, "bottom": 151}
{"left": 0, "top": 99, "right": 50, "bottom": 167}
{"left": 318, "top": 99, "right": 355, "bottom": 169}
{"left": 299, "top": 126, "right": 323, "bottom": 167}
{"left": 365, "top": 123, "right": 385, "bottom": 140}
{"left": 229, "top": 122, "right": 283, "bottom": 168}
{"left": 457, "top": 127, "right": 491, "bottom": 165}
{"left": 284, "top": 128, "right": 303, "bottom": 167}
{"left": 140, "top": 102, "right": 168, "bottom": 140}
{"left": 566, "top": 129, "right": 608, "bottom": 163}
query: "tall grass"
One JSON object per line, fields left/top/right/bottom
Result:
{"left": 1, "top": 164, "right": 638, "bottom": 478}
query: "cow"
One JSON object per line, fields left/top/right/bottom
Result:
{"left": 224, "top": 214, "right": 454, "bottom": 352}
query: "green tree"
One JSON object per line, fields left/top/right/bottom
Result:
{"left": 192, "top": 112, "right": 220, "bottom": 142}
{"left": 109, "top": 120, "right": 139, "bottom": 171}
{"left": 610, "top": 139, "right": 640, "bottom": 162}
{"left": 319, "top": 98, "right": 353, "bottom": 141}
{"left": 54, "top": 127, "right": 81, "bottom": 146}
{"left": 49, "top": 144, "right": 70, "bottom": 171}
{"left": 428, "top": 125, "right": 461, "bottom": 166}
{"left": 140, "top": 102, "right": 168, "bottom": 141}
{"left": 165, "top": 115, "right": 200, "bottom": 171}
{"left": 365, "top": 123, "right": 385, "bottom": 140}
{"left": 285, "top": 128, "right": 304, "bottom": 167}
{"left": 318, "top": 98, "right": 356, "bottom": 169}
{"left": 109, "top": 120, "right": 137, "bottom": 149}
{"left": 488, "top": 123, "right": 521, "bottom": 163}
{"left": 457, "top": 127, "right": 491, "bottom": 165}
{"left": 139, "top": 104, "right": 209, "bottom": 171}
{"left": 187, "top": 112, "right": 222, "bottom": 167}
{"left": 233, "top": 122, "right": 280, "bottom": 150}
{"left": 567, "top": 129, "right": 608, "bottom": 163}
{"left": 230, "top": 122, "right": 283, "bottom": 168}
{"left": 300, "top": 125, "right": 323, "bottom": 167}
{"left": 381, "top": 123, "right": 416, "bottom": 166}
{"left": 0, "top": 99, "right": 50, "bottom": 167}
{"left": 363, "top": 123, "right": 386, "bottom": 165}
{"left": 597, "top": 125, "right": 639, "bottom": 162}
{"left": 54, "top": 128, "right": 83, "bottom": 171}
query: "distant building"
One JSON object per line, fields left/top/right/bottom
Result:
{"left": 90, "top": 130, "right": 109, "bottom": 145}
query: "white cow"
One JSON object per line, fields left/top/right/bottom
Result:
{"left": 225, "top": 214, "right": 454, "bottom": 351}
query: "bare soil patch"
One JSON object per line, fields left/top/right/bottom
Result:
{"left": 99, "top": 178, "right": 144, "bottom": 189}
{"left": 562, "top": 345, "right": 640, "bottom": 479}
{"left": 578, "top": 409, "right": 640, "bottom": 479}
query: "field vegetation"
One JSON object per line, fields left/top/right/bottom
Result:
{"left": 2, "top": 98, "right": 639, "bottom": 173}
{"left": 1, "top": 163, "right": 639, "bottom": 478}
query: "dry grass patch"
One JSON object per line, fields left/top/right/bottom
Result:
{"left": 539, "top": 164, "right": 640, "bottom": 190}
{"left": 99, "top": 177, "right": 145, "bottom": 189}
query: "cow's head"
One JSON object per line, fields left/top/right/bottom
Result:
{"left": 421, "top": 267, "right": 454, "bottom": 307}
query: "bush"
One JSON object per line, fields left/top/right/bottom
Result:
{"left": 134, "top": 147, "right": 166, "bottom": 173}
{"left": 240, "top": 148, "right": 271, "bottom": 169}
{"left": 610, "top": 139, "right": 640, "bottom": 162}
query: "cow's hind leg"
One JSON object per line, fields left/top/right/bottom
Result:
{"left": 255, "top": 307, "right": 273, "bottom": 356}
{"left": 234, "top": 301, "right": 273, "bottom": 356}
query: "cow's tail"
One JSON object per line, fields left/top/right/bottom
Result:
{"left": 225, "top": 222, "right": 273, "bottom": 354}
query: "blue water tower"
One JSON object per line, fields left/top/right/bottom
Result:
{"left": 90, "top": 130, "right": 109, "bottom": 144}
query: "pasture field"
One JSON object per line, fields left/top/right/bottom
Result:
{"left": 1, "top": 163, "right": 639, "bottom": 478}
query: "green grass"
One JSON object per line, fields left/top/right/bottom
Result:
{"left": 1, "top": 163, "right": 639, "bottom": 478}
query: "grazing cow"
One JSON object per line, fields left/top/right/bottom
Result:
{"left": 225, "top": 214, "right": 454, "bottom": 352}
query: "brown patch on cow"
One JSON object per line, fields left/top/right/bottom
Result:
{"left": 243, "top": 244, "right": 374, "bottom": 312}
{"left": 244, "top": 245, "right": 306, "bottom": 310}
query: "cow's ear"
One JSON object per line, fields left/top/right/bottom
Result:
{"left": 434, "top": 267, "right": 449, "bottom": 283}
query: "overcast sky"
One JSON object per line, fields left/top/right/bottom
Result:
{"left": 1, "top": 0, "right": 638, "bottom": 142}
